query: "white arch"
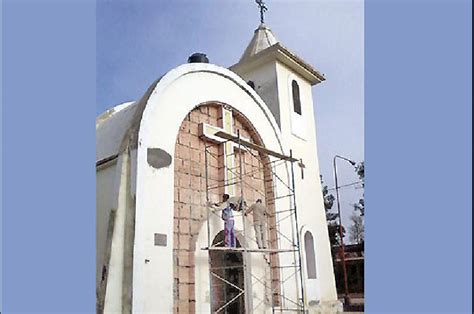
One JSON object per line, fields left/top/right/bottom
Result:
{"left": 132, "top": 63, "right": 290, "bottom": 312}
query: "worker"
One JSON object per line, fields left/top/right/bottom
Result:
{"left": 209, "top": 193, "right": 236, "bottom": 248}
{"left": 246, "top": 199, "right": 268, "bottom": 249}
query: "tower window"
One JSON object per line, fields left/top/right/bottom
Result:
{"left": 292, "top": 80, "right": 302, "bottom": 115}
{"left": 304, "top": 231, "right": 317, "bottom": 279}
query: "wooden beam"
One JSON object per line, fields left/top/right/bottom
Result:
{"left": 96, "top": 154, "right": 119, "bottom": 168}
{"left": 202, "top": 246, "right": 297, "bottom": 253}
{"left": 214, "top": 131, "right": 298, "bottom": 162}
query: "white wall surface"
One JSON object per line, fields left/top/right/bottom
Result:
{"left": 96, "top": 162, "right": 118, "bottom": 288}
{"left": 276, "top": 61, "right": 338, "bottom": 302}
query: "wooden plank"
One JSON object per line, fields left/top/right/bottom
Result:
{"left": 201, "top": 246, "right": 297, "bottom": 253}
{"left": 214, "top": 131, "right": 298, "bottom": 162}
{"left": 96, "top": 154, "right": 119, "bottom": 168}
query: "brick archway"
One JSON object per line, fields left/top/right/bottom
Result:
{"left": 172, "top": 103, "right": 279, "bottom": 313}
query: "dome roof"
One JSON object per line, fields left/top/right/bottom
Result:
{"left": 239, "top": 23, "right": 278, "bottom": 63}
{"left": 96, "top": 101, "right": 138, "bottom": 161}
{"left": 96, "top": 77, "right": 163, "bottom": 163}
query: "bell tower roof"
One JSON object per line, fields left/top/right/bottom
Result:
{"left": 239, "top": 23, "right": 278, "bottom": 63}
{"left": 232, "top": 23, "right": 325, "bottom": 85}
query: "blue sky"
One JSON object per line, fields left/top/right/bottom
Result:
{"left": 97, "top": 0, "right": 364, "bottom": 236}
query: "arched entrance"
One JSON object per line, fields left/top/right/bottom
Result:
{"left": 172, "top": 102, "right": 281, "bottom": 313}
{"left": 209, "top": 231, "right": 245, "bottom": 314}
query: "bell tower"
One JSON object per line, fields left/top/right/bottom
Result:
{"left": 229, "top": 9, "right": 341, "bottom": 311}
{"left": 230, "top": 24, "right": 325, "bottom": 140}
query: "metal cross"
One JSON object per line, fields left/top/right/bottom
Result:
{"left": 256, "top": 0, "right": 268, "bottom": 24}
{"left": 298, "top": 159, "right": 306, "bottom": 180}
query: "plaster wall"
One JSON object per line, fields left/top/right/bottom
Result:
{"left": 275, "top": 61, "right": 338, "bottom": 302}
{"left": 133, "top": 63, "right": 291, "bottom": 313}
{"left": 99, "top": 150, "right": 137, "bottom": 313}
{"left": 232, "top": 62, "right": 281, "bottom": 127}
{"left": 102, "top": 154, "right": 128, "bottom": 312}
{"left": 96, "top": 162, "right": 118, "bottom": 287}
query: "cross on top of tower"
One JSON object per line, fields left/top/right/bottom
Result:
{"left": 255, "top": 0, "right": 268, "bottom": 24}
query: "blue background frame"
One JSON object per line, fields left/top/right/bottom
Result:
{"left": 365, "top": 0, "right": 471, "bottom": 312}
{"left": 2, "top": 0, "right": 471, "bottom": 313}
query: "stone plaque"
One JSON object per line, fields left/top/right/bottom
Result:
{"left": 154, "top": 233, "right": 167, "bottom": 246}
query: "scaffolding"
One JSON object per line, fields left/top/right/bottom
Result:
{"left": 201, "top": 130, "right": 306, "bottom": 313}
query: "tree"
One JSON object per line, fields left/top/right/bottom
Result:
{"left": 320, "top": 175, "right": 345, "bottom": 247}
{"left": 353, "top": 161, "right": 365, "bottom": 216}
{"left": 349, "top": 214, "right": 364, "bottom": 244}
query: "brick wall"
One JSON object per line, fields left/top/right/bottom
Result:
{"left": 173, "top": 103, "right": 279, "bottom": 313}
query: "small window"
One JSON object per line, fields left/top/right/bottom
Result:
{"left": 292, "top": 80, "right": 302, "bottom": 115}
{"left": 304, "top": 231, "right": 317, "bottom": 279}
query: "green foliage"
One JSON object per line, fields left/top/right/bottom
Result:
{"left": 356, "top": 161, "right": 365, "bottom": 183}
{"left": 320, "top": 175, "right": 344, "bottom": 246}
{"left": 354, "top": 161, "right": 365, "bottom": 216}
{"left": 349, "top": 213, "right": 364, "bottom": 244}
{"left": 353, "top": 198, "right": 364, "bottom": 215}
{"left": 328, "top": 223, "right": 346, "bottom": 247}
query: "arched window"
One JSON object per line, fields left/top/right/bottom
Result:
{"left": 292, "top": 80, "right": 302, "bottom": 115}
{"left": 304, "top": 231, "right": 317, "bottom": 279}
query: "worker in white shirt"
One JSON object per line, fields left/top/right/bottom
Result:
{"left": 246, "top": 199, "right": 268, "bottom": 249}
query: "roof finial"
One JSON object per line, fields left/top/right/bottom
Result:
{"left": 255, "top": 0, "right": 268, "bottom": 24}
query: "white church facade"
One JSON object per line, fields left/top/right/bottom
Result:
{"left": 96, "top": 22, "right": 342, "bottom": 313}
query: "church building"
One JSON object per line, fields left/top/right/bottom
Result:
{"left": 96, "top": 9, "right": 342, "bottom": 313}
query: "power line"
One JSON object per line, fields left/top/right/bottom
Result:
{"left": 327, "top": 181, "right": 363, "bottom": 191}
